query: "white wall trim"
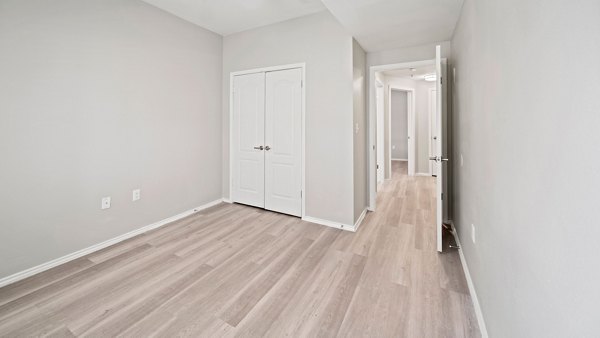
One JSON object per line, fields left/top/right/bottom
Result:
{"left": 415, "top": 172, "right": 432, "bottom": 177}
{"left": 302, "top": 216, "right": 357, "bottom": 232}
{"left": 222, "top": 198, "right": 233, "bottom": 204}
{"left": 0, "top": 198, "right": 224, "bottom": 288}
{"left": 229, "top": 63, "right": 306, "bottom": 218}
{"left": 391, "top": 158, "right": 408, "bottom": 161}
{"left": 353, "top": 208, "right": 368, "bottom": 232}
{"left": 449, "top": 222, "right": 489, "bottom": 338}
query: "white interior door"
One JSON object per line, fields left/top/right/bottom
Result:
{"left": 264, "top": 68, "right": 302, "bottom": 217}
{"left": 429, "top": 88, "right": 439, "bottom": 176}
{"left": 434, "top": 45, "right": 447, "bottom": 252}
{"left": 376, "top": 83, "right": 385, "bottom": 184}
{"left": 232, "top": 72, "right": 265, "bottom": 208}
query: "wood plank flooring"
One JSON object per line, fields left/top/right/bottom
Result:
{"left": 0, "top": 161, "right": 480, "bottom": 337}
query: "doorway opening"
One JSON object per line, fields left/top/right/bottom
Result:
{"left": 368, "top": 46, "right": 448, "bottom": 252}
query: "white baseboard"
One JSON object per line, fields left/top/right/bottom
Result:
{"left": 391, "top": 158, "right": 408, "bottom": 161}
{"left": 415, "top": 172, "right": 432, "bottom": 177}
{"left": 302, "top": 216, "right": 356, "bottom": 232}
{"left": 222, "top": 198, "right": 233, "bottom": 204}
{"left": 449, "top": 221, "right": 489, "bottom": 338}
{"left": 353, "top": 208, "right": 368, "bottom": 232}
{"left": 0, "top": 198, "right": 224, "bottom": 289}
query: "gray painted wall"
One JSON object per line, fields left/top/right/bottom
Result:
{"left": 0, "top": 0, "right": 223, "bottom": 279}
{"left": 352, "top": 39, "right": 368, "bottom": 222}
{"left": 452, "top": 0, "right": 600, "bottom": 336}
{"left": 390, "top": 90, "right": 408, "bottom": 160}
{"left": 222, "top": 12, "right": 356, "bottom": 225}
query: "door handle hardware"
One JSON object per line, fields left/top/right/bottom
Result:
{"left": 429, "top": 156, "right": 450, "bottom": 162}
{"left": 254, "top": 146, "right": 264, "bottom": 150}
{"left": 265, "top": 146, "right": 271, "bottom": 151}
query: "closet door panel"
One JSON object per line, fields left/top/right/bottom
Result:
{"left": 232, "top": 72, "right": 265, "bottom": 208}
{"left": 265, "top": 68, "right": 302, "bottom": 216}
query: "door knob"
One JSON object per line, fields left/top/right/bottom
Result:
{"left": 254, "top": 146, "right": 264, "bottom": 150}
{"left": 265, "top": 146, "right": 271, "bottom": 151}
{"left": 429, "top": 156, "right": 449, "bottom": 162}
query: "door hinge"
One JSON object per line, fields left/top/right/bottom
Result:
{"left": 300, "top": 190, "right": 303, "bottom": 198}
{"left": 440, "top": 77, "right": 443, "bottom": 84}
{"left": 377, "top": 164, "right": 380, "bottom": 169}
{"left": 441, "top": 192, "right": 444, "bottom": 200}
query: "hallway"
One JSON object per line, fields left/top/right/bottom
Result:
{"left": 0, "top": 162, "right": 479, "bottom": 337}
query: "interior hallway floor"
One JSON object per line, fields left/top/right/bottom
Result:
{"left": 0, "top": 161, "right": 480, "bottom": 337}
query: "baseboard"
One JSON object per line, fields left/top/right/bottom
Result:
{"left": 222, "top": 198, "right": 233, "bottom": 204}
{"left": 449, "top": 221, "right": 489, "bottom": 338}
{"left": 353, "top": 208, "right": 368, "bottom": 232}
{"left": 415, "top": 172, "right": 432, "bottom": 177}
{"left": 0, "top": 198, "right": 224, "bottom": 289}
{"left": 391, "top": 158, "right": 408, "bottom": 161}
{"left": 302, "top": 216, "right": 356, "bottom": 232}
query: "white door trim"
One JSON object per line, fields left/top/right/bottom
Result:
{"left": 229, "top": 63, "right": 306, "bottom": 218}
{"left": 388, "top": 86, "right": 415, "bottom": 178}
{"left": 428, "top": 87, "right": 437, "bottom": 176}
{"left": 368, "top": 60, "right": 435, "bottom": 211}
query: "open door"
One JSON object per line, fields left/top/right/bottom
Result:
{"left": 433, "top": 45, "right": 448, "bottom": 252}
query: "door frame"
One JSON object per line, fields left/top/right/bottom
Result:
{"left": 387, "top": 86, "right": 415, "bottom": 180}
{"left": 229, "top": 63, "right": 306, "bottom": 218}
{"left": 375, "top": 79, "right": 385, "bottom": 185}
{"left": 368, "top": 59, "right": 435, "bottom": 211}
{"left": 428, "top": 87, "right": 436, "bottom": 176}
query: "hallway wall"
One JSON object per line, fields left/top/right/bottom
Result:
{"left": 390, "top": 90, "right": 408, "bottom": 160}
{"left": 452, "top": 0, "right": 600, "bottom": 336}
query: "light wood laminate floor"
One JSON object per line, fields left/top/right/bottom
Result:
{"left": 0, "top": 161, "right": 480, "bottom": 337}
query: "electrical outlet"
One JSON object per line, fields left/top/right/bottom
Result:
{"left": 132, "top": 189, "right": 141, "bottom": 201}
{"left": 101, "top": 197, "right": 111, "bottom": 210}
{"left": 471, "top": 224, "right": 476, "bottom": 244}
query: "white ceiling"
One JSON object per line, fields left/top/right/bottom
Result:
{"left": 381, "top": 64, "right": 436, "bottom": 81}
{"left": 143, "top": 0, "right": 464, "bottom": 52}
{"left": 318, "top": 0, "right": 463, "bottom": 52}
{"left": 142, "top": 0, "right": 327, "bottom": 36}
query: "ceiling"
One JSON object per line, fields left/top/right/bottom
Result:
{"left": 320, "top": 0, "right": 464, "bottom": 52}
{"left": 381, "top": 64, "right": 436, "bottom": 81}
{"left": 142, "top": 0, "right": 464, "bottom": 52}
{"left": 142, "top": 0, "right": 327, "bottom": 36}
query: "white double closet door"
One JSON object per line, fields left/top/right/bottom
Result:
{"left": 232, "top": 67, "right": 302, "bottom": 217}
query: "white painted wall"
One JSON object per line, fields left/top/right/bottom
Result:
{"left": 390, "top": 90, "right": 408, "bottom": 160}
{"left": 222, "top": 12, "right": 356, "bottom": 225}
{"left": 452, "top": 0, "right": 600, "bottom": 336}
{"left": 0, "top": 0, "right": 223, "bottom": 279}
{"left": 352, "top": 39, "right": 368, "bottom": 222}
